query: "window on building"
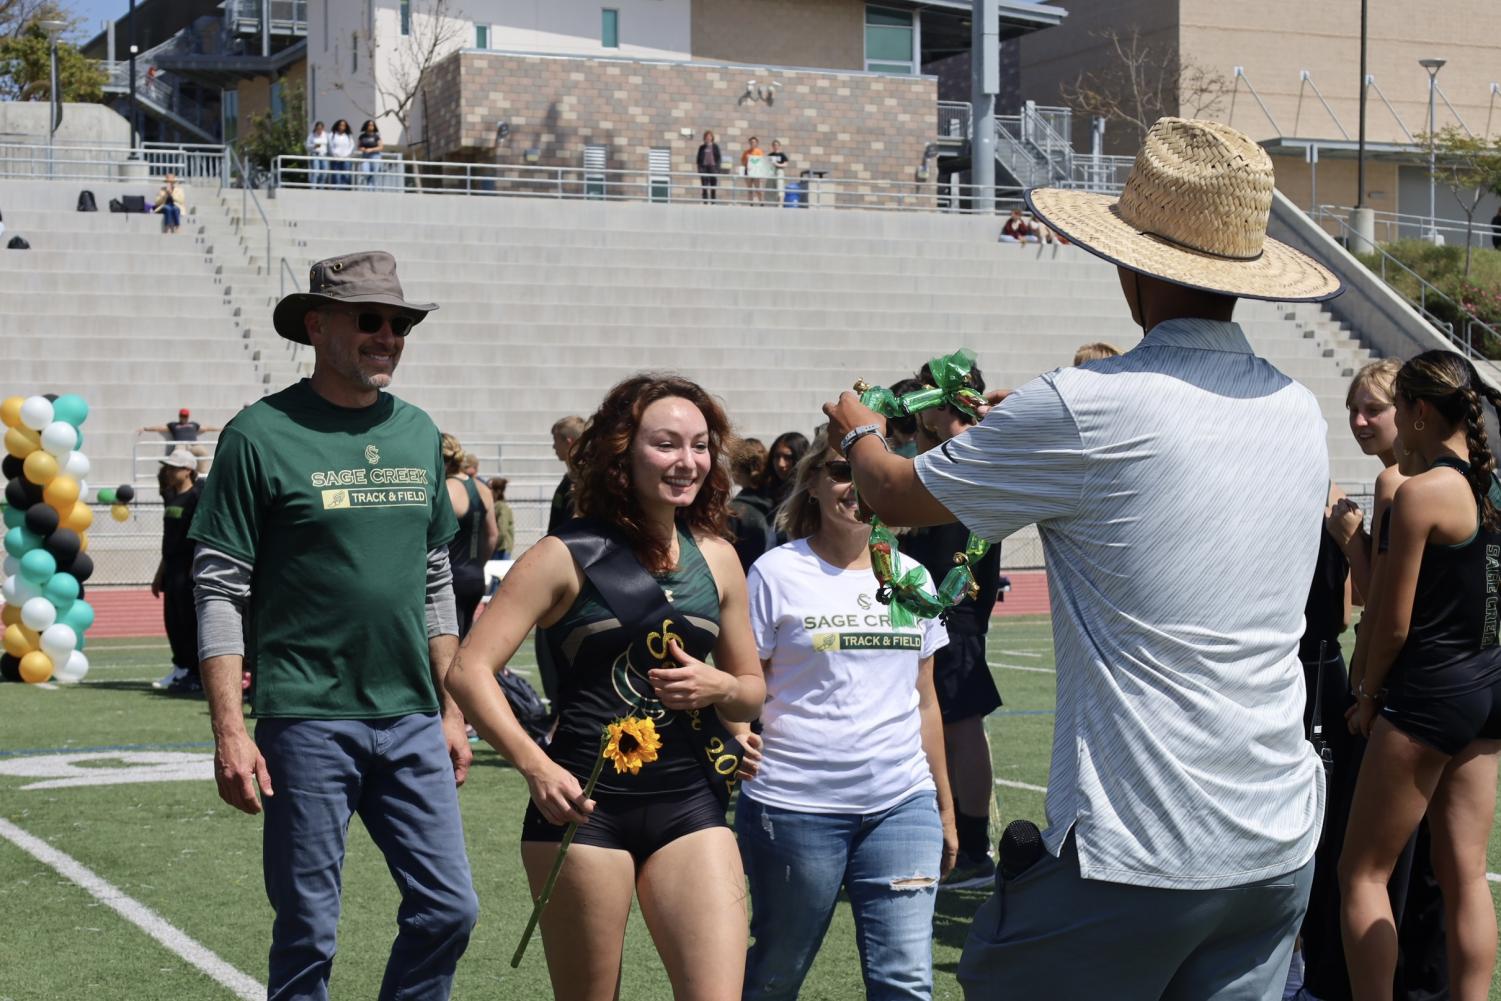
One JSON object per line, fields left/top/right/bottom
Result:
{"left": 476, "top": 23, "right": 489, "bottom": 48}
{"left": 400, "top": 0, "right": 411, "bottom": 36}
{"left": 865, "top": 5, "right": 916, "bottom": 75}
{"left": 270, "top": 80, "right": 284, "bottom": 119}
{"left": 222, "top": 89, "right": 239, "bottom": 144}
{"left": 602, "top": 8, "right": 619, "bottom": 49}
{"left": 352, "top": 32, "right": 358, "bottom": 72}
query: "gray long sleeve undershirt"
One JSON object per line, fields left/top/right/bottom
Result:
{"left": 192, "top": 545, "right": 460, "bottom": 662}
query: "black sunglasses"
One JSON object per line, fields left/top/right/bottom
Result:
{"left": 822, "top": 460, "right": 852, "bottom": 483}
{"left": 348, "top": 311, "right": 413, "bottom": 337}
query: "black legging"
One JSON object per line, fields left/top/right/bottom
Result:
{"left": 699, "top": 172, "right": 718, "bottom": 201}
{"left": 163, "top": 568, "right": 199, "bottom": 675}
{"left": 453, "top": 569, "right": 485, "bottom": 639}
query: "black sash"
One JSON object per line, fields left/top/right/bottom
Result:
{"left": 553, "top": 517, "right": 745, "bottom": 809}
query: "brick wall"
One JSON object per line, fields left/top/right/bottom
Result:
{"left": 690, "top": 0, "right": 864, "bottom": 71}
{"left": 425, "top": 50, "right": 937, "bottom": 185}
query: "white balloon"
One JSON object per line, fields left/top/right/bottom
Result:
{"left": 18, "top": 396, "right": 53, "bottom": 432}
{"left": 20, "top": 595, "right": 56, "bottom": 631}
{"left": 53, "top": 649, "right": 88, "bottom": 683}
{"left": 63, "top": 450, "right": 90, "bottom": 479}
{"left": 40, "top": 623, "right": 77, "bottom": 659}
{"left": 1, "top": 556, "right": 17, "bottom": 578}
{"left": 77, "top": 479, "right": 88, "bottom": 497}
{"left": 0, "top": 573, "right": 18, "bottom": 605}
{"left": 40, "top": 421, "right": 78, "bottom": 458}
{"left": 11, "top": 574, "right": 40, "bottom": 604}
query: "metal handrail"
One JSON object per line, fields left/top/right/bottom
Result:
{"left": 0, "top": 140, "right": 225, "bottom": 181}
{"left": 1318, "top": 203, "right": 1499, "bottom": 249}
{"left": 1316, "top": 207, "right": 1499, "bottom": 358}
{"left": 272, "top": 154, "right": 1029, "bottom": 214}
{"left": 226, "top": 151, "right": 274, "bottom": 275}
{"left": 936, "top": 101, "right": 972, "bottom": 143}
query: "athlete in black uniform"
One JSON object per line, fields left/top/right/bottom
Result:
{"left": 1339, "top": 351, "right": 1501, "bottom": 1000}
{"left": 440, "top": 434, "right": 496, "bottom": 638}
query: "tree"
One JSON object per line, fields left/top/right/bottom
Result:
{"left": 0, "top": 5, "right": 105, "bottom": 103}
{"left": 1058, "top": 27, "right": 1229, "bottom": 146}
{"left": 1418, "top": 127, "right": 1501, "bottom": 276}
{"left": 241, "top": 81, "right": 308, "bottom": 178}
{"left": 333, "top": 0, "right": 466, "bottom": 156}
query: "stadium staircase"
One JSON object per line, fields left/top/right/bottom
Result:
{"left": 0, "top": 177, "right": 1378, "bottom": 562}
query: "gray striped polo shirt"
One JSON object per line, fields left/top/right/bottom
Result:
{"left": 915, "top": 317, "right": 1328, "bottom": 890}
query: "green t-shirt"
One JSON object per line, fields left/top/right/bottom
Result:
{"left": 189, "top": 380, "right": 458, "bottom": 719}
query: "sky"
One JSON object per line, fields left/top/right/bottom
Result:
{"left": 61, "top": 0, "right": 129, "bottom": 41}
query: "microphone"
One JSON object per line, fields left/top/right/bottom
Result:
{"left": 998, "top": 820, "right": 1044, "bottom": 880}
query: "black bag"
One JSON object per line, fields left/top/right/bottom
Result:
{"left": 122, "top": 194, "right": 147, "bottom": 213}
{"left": 6, "top": 235, "right": 28, "bottom": 250}
{"left": 76, "top": 189, "right": 97, "bottom": 212}
{"left": 496, "top": 669, "right": 550, "bottom": 745}
{"left": 108, "top": 197, "right": 125, "bottom": 213}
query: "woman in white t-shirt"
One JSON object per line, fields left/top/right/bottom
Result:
{"left": 740, "top": 431, "right": 957, "bottom": 1001}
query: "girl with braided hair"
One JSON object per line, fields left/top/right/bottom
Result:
{"left": 1339, "top": 350, "right": 1501, "bottom": 1000}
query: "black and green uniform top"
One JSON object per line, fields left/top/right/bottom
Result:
{"left": 544, "top": 526, "right": 721, "bottom": 795}
{"left": 1388, "top": 458, "right": 1501, "bottom": 699}
{"left": 160, "top": 480, "right": 203, "bottom": 576}
{"left": 189, "top": 380, "right": 457, "bottom": 719}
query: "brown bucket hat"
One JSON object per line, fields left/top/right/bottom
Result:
{"left": 273, "top": 250, "right": 437, "bottom": 344}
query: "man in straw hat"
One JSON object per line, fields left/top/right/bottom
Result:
{"left": 189, "top": 251, "right": 478, "bottom": 999}
{"left": 824, "top": 118, "right": 1342, "bottom": 999}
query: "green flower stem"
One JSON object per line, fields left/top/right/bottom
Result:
{"left": 511, "top": 731, "right": 610, "bottom": 968}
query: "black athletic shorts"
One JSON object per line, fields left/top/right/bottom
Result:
{"left": 934, "top": 632, "right": 1003, "bottom": 725}
{"left": 521, "top": 783, "right": 726, "bottom": 864}
{"left": 1382, "top": 676, "right": 1501, "bottom": 756}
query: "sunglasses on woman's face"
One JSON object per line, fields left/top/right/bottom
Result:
{"left": 346, "top": 311, "right": 414, "bottom": 337}
{"left": 822, "top": 460, "right": 852, "bottom": 483}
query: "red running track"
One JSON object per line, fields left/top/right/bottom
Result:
{"left": 26, "top": 571, "right": 1053, "bottom": 640}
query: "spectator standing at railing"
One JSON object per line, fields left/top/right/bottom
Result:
{"left": 141, "top": 407, "right": 219, "bottom": 457}
{"left": 742, "top": 137, "right": 767, "bottom": 204}
{"left": 488, "top": 477, "right": 514, "bottom": 561}
{"left": 328, "top": 119, "right": 355, "bottom": 188}
{"left": 151, "top": 448, "right": 205, "bottom": 694}
{"left": 768, "top": 139, "right": 790, "bottom": 205}
{"left": 358, "top": 120, "right": 384, "bottom": 189}
{"left": 305, "top": 121, "right": 329, "bottom": 189}
{"left": 153, "top": 172, "right": 185, "bottom": 234}
{"left": 696, "top": 130, "right": 723, "bottom": 202}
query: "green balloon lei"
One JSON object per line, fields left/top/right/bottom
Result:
{"left": 854, "top": 349, "right": 992, "bottom": 628}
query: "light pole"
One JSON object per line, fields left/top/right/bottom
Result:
{"left": 1419, "top": 57, "right": 1446, "bottom": 244}
{"left": 40, "top": 19, "right": 66, "bottom": 176}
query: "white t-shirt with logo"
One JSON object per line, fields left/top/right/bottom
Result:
{"left": 744, "top": 539, "right": 949, "bottom": 814}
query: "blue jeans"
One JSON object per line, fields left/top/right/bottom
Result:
{"left": 310, "top": 157, "right": 329, "bottom": 187}
{"left": 160, "top": 204, "right": 180, "bottom": 229}
{"left": 256, "top": 714, "right": 478, "bottom": 1001}
{"left": 737, "top": 792, "right": 942, "bottom": 1001}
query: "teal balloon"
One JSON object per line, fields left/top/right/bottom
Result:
{"left": 2, "top": 506, "right": 23, "bottom": 530}
{"left": 59, "top": 599, "right": 93, "bottom": 634}
{"left": 19, "top": 548, "right": 55, "bottom": 584}
{"left": 3, "top": 526, "right": 42, "bottom": 558}
{"left": 42, "top": 571, "right": 79, "bottom": 609}
{"left": 51, "top": 395, "right": 89, "bottom": 429}
{"left": 96, "top": 487, "right": 116, "bottom": 505}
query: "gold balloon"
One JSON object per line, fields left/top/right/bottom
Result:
{"left": 3, "top": 425, "right": 39, "bottom": 459}
{"left": 18, "top": 649, "right": 53, "bottom": 684}
{"left": 43, "top": 475, "right": 80, "bottom": 512}
{"left": 0, "top": 603, "right": 20, "bottom": 627}
{"left": 78, "top": 531, "right": 89, "bottom": 553}
{"left": 0, "top": 396, "right": 22, "bottom": 429}
{"left": 63, "top": 501, "right": 93, "bottom": 533}
{"left": 110, "top": 504, "right": 130, "bottom": 523}
{"left": 2, "top": 622, "right": 39, "bottom": 658}
{"left": 22, "top": 449, "right": 59, "bottom": 486}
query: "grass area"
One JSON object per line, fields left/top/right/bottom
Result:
{"left": 0, "top": 620, "right": 1496, "bottom": 999}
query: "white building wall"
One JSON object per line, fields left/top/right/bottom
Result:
{"left": 307, "top": 0, "right": 376, "bottom": 134}
{"left": 470, "top": 0, "right": 691, "bottom": 60}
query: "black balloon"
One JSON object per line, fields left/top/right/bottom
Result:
{"left": 70, "top": 552, "right": 94, "bottom": 584}
{"left": 115, "top": 484, "right": 136, "bottom": 504}
{"left": 25, "top": 504, "right": 59, "bottom": 537}
{"left": 1, "top": 455, "right": 20, "bottom": 481}
{"left": 0, "top": 653, "right": 19, "bottom": 683}
{"left": 46, "top": 528, "right": 80, "bottom": 568}
{"left": 42, "top": 393, "right": 58, "bottom": 402}
{"left": 5, "top": 476, "right": 39, "bottom": 510}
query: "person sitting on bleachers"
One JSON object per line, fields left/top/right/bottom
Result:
{"left": 999, "top": 209, "right": 1043, "bottom": 245}
{"left": 153, "top": 173, "right": 186, "bottom": 234}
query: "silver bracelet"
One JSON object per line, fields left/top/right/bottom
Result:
{"left": 840, "top": 424, "right": 887, "bottom": 454}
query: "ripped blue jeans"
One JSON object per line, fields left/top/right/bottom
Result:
{"left": 736, "top": 791, "right": 942, "bottom": 1001}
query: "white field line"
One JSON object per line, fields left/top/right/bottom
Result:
{"left": 0, "top": 816, "right": 265, "bottom": 999}
{"left": 994, "top": 649, "right": 1044, "bottom": 658}
{"left": 994, "top": 778, "right": 1049, "bottom": 794}
{"left": 996, "top": 663, "right": 1056, "bottom": 674}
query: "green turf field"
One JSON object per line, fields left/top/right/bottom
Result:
{"left": 0, "top": 618, "right": 1497, "bottom": 1000}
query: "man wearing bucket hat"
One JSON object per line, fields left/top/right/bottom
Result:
{"left": 150, "top": 447, "right": 205, "bottom": 694}
{"left": 189, "top": 251, "right": 478, "bottom": 999}
{"left": 824, "top": 119, "right": 1342, "bottom": 999}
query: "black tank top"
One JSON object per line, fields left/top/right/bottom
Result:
{"left": 446, "top": 477, "right": 486, "bottom": 579}
{"left": 1388, "top": 458, "right": 1501, "bottom": 698}
{"left": 1300, "top": 516, "right": 1348, "bottom": 663}
{"left": 543, "top": 529, "right": 721, "bottom": 795}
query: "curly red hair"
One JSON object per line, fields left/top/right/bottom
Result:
{"left": 569, "top": 374, "right": 734, "bottom": 571}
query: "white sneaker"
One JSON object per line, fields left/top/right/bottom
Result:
{"left": 153, "top": 664, "right": 187, "bottom": 690}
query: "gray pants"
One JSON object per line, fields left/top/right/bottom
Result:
{"left": 958, "top": 835, "right": 1314, "bottom": 1001}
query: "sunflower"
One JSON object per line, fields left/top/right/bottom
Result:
{"left": 604, "top": 715, "right": 663, "bottom": 775}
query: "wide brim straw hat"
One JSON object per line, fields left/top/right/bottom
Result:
{"left": 273, "top": 250, "right": 437, "bottom": 344}
{"left": 1026, "top": 117, "right": 1342, "bottom": 302}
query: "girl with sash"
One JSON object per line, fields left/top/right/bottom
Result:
{"left": 445, "top": 375, "right": 765, "bottom": 1001}
{"left": 738, "top": 431, "right": 956, "bottom": 1000}
{"left": 1340, "top": 351, "right": 1501, "bottom": 1000}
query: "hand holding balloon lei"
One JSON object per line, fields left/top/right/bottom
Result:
{"left": 852, "top": 349, "right": 992, "bottom": 628}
